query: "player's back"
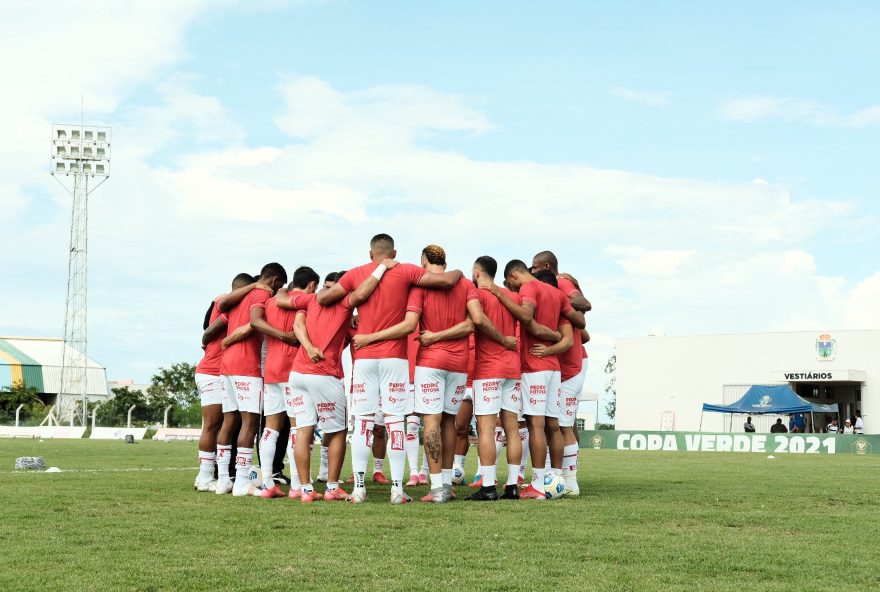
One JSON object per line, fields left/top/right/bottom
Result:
{"left": 474, "top": 287, "right": 521, "bottom": 379}
{"left": 263, "top": 298, "right": 296, "bottom": 383}
{"left": 292, "top": 293, "right": 353, "bottom": 378}
{"left": 519, "top": 279, "right": 567, "bottom": 374}
{"left": 415, "top": 277, "right": 475, "bottom": 371}
{"left": 220, "top": 288, "right": 271, "bottom": 376}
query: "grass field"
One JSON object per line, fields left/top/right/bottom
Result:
{"left": 1, "top": 439, "right": 878, "bottom": 592}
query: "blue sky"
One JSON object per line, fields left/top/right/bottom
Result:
{"left": 2, "top": 1, "right": 879, "bottom": 415}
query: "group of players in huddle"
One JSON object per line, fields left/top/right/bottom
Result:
{"left": 192, "top": 233, "right": 591, "bottom": 503}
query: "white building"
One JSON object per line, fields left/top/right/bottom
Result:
{"left": 617, "top": 330, "right": 876, "bottom": 434}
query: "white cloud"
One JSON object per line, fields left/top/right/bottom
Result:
{"left": 610, "top": 87, "right": 671, "bottom": 107}
{"left": 721, "top": 96, "right": 880, "bottom": 128}
{"left": 604, "top": 246, "right": 695, "bottom": 276}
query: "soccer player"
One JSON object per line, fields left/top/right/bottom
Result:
{"left": 468, "top": 256, "right": 561, "bottom": 501}
{"left": 478, "top": 260, "right": 584, "bottom": 499}
{"left": 452, "top": 335, "right": 475, "bottom": 486}
{"left": 281, "top": 262, "right": 395, "bottom": 502}
{"left": 216, "top": 262, "right": 291, "bottom": 497}
{"left": 193, "top": 273, "right": 257, "bottom": 492}
{"left": 317, "top": 234, "right": 464, "bottom": 504}
{"left": 530, "top": 250, "right": 592, "bottom": 313}
{"left": 404, "top": 330, "right": 424, "bottom": 486}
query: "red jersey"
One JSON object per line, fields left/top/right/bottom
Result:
{"left": 195, "top": 301, "right": 227, "bottom": 376}
{"left": 407, "top": 330, "right": 419, "bottom": 384}
{"left": 465, "top": 334, "right": 476, "bottom": 388}
{"left": 559, "top": 326, "right": 584, "bottom": 381}
{"left": 289, "top": 292, "right": 354, "bottom": 379}
{"left": 473, "top": 288, "right": 521, "bottom": 380}
{"left": 555, "top": 276, "right": 581, "bottom": 301}
{"left": 409, "top": 277, "right": 478, "bottom": 373}
{"left": 519, "top": 280, "right": 573, "bottom": 374}
{"left": 220, "top": 288, "right": 272, "bottom": 377}
{"left": 339, "top": 262, "right": 426, "bottom": 360}
{"left": 263, "top": 298, "right": 298, "bottom": 383}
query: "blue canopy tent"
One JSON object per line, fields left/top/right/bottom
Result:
{"left": 700, "top": 385, "right": 839, "bottom": 432}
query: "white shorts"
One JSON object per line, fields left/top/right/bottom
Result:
{"left": 473, "top": 378, "right": 522, "bottom": 416}
{"left": 559, "top": 371, "right": 586, "bottom": 428}
{"left": 221, "top": 375, "right": 263, "bottom": 414}
{"left": 350, "top": 358, "right": 412, "bottom": 417}
{"left": 521, "top": 370, "right": 560, "bottom": 418}
{"left": 462, "top": 387, "right": 473, "bottom": 402}
{"left": 263, "top": 382, "right": 289, "bottom": 416}
{"left": 375, "top": 410, "right": 385, "bottom": 427}
{"left": 195, "top": 373, "right": 223, "bottom": 407}
{"left": 413, "top": 366, "right": 468, "bottom": 415}
{"left": 289, "top": 372, "right": 347, "bottom": 433}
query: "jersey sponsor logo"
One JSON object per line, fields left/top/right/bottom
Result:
{"left": 455, "top": 385, "right": 466, "bottom": 395}
{"left": 316, "top": 402, "right": 336, "bottom": 413}
{"left": 482, "top": 380, "right": 500, "bottom": 392}
{"left": 420, "top": 382, "right": 440, "bottom": 393}
{"left": 388, "top": 382, "right": 407, "bottom": 393}
{"left": 529, "top": 396, "right": 539, "bottom": 405}
{"left": 353, "top": 396, "right": 368, "bottom": 406}
{"left": 352, "top": 383, "right": 366, "bottom": 394}
{"left": 421, "top": 395, "right": 440, "bottom": 405}
{"left": 284, "top": 386, "right": 291, "bottom": 395}
{"left": 565, "top": 397, "right": 578, "bottom": 407}
{"left": 291, "top": 395, "right": 304, "bottom": 409}
{"left": 234, "top": 381, "right": 251, "bottom": 391}
{"left": 529, "top": 384, "right": 547, "bottom": 395}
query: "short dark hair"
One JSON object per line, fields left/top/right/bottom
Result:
{"left": 533, "top": 250, "right": 558, "bottom": 270}
{"left": 291, "top": 266, "right": 319, "bottom": 289}
{"left": 233, "top": 273, "right": 255, "bottom": 286}
{"left": 370, "top": 233, "right": 395, "bottom": 253}
{"left": 474, "top": 256, "right": 497, "bottom": 278}
{"left": 260, "top": 262, "right": 288, "bottom": 284}
{"left": 534, "top": 269, "right": 558, "bottom": 288}
{"left": 324, "top": 271, "right": 343, "bottom": 283}
{"left": 503, "top": 259, "right": 529, "bottom": 278}
{"left": 422, "top": 244, "right": 446, "bottom": 266}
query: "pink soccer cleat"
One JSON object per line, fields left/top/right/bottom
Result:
{"left": 372, "top": 471, "right": 390, "bottom": 485}
{"left": 405, "top": 474, "right": 420, "bottom": 487}
{"left": 469, "top": 476, "right": 483, "bottom": 488}
{"left": 301, "top": 490, "right": 320, "bottom": 503}
{"left": 518, "top": 484, "right": 546, "bottom": 500}
{"left": 417, "top": 473, "right": 428, "bottom": 486}
{"left": 259, "top": 484, "right": 285, "bottom": 499}
{"left": 323, "top": 487, "right": 349, "bottom": 501}
{"left": 288, "top": 487, "right": 302, "bottom": 500}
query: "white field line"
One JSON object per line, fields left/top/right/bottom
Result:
{"left": 8, "top": 466, "right": 198, "bottom": 474}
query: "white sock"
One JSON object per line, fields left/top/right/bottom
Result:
{"left": 442, "top": 468, "right": 453, "bottom": 486}
{"left": 494, "top": 427, "right": 504, "bottom": 464}
{"left": 506, "top": 464, "right": 519, "bottom": 486}
{"left": 373, "top": 456, "right": 385, "bottom": 474}
{"left": 563, "top": 444, "right": 579, "bottom": 472}
{"left": 564, "top": 468, "right": 578, "bottom": 488}
{"left": 197, "top": 450, "right": 215, "bottom": 479}
{"left": 482, "top": 464, "right": 497, "bottom": 487}
{"left": 545, "top": 446, "right": 552, "bottom": 469}
{"left": 234, "top": 447, "right": 253, "bottom": 483}
{"left": 385, "top": 415, "right": 406, "bottom": 485}
{"left": 519, "top": 427, "right": 529, "bottom": 478}
{"left": 352, "top": 416, "right": 374, "bottom": 488}
{"left": 430, "top": 473, "right": 443, "bottom": 490}
{"left": 453, "top": 454, "right": 466, "bottom": 473}
{"left": 302, "top": 481, "right": 314, "bottom": 494}
{"left": 327, "top": 481, "right": 338, "bottom": 491}
{"left": 258, "top": 428, "right": 279, "bottom": 487}
{"left": 420, "top": 451, "right": 429, "bottom": 475}
{"left": 216, "top": 445, "right": 232, "bottom": 483}
{"left": 287, "top": 433, "right": 301, "bottom": 489}
{"left": 319, "top": 445, "right": 329, "bottom": 478}
{"left": 531, "top": 467, "right": 545, "bottom": 491}
{"left": 405, "top": 416, "right": 420, "bottom": 475}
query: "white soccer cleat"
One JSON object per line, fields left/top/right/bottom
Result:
{"left": 194, "top": 476, "right": 217, "bottom": 492}
{"left": 232, "top": 480, "right": 254, "bottom": 497}
{"left": 215, "top": 479, "right": 233, "bottom": 495}
{"left": 348, "top": 487, "right": 367, "bottom": 504}
{"left": 562, "top": 483, "right": 580, "bottom": 497}
{"left": 390, "top": 489, "right": 412, "bottom": 505}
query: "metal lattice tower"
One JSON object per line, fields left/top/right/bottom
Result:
{"left": 51, "top": 124, "right": 111, "bottom": 425}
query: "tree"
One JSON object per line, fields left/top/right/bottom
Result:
{"left": 0, "top": 381, "right": 46, "bottom": 424}
{"left": 96, "top": 386, "right": 150, "bottom": 426}
{"left": 147, "top": 362, "right": 199, "bottom": 427}
{"left": 604, "top": 351, "right": 616, "bottom": 422}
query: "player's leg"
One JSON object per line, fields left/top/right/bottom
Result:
{"left": 520, "top": 371, "right": 550, "bottom": 499}
{"left": 405, "top": 413, "right": 421, "bottom": 486}
{"left": 258, "top": 383, "right": 287, "bottom": 498}
{"left": 414, "top": 365, "right": 445, "bottom": 501}
{"left": 500, "top": 408, "right": 523, "bottom": 499}
{"left": 315, "top": 375, "right": 348, "bottom": 500}
{"left": 372, "top": 419, "right": 389, "bottom": 484}
{"left": 317, "top": 431, "right": 331, "bottom": 482}
{"left": 283, "top": 377, "right": 303, "bottom": 497}
{"left": 453, "top": 397, "right": 473, "bottom": 485}
{"left": 466, "top": 378, "right": 503, "bottom": 500}
{"left": 215, "top": 375, "right": 241, "bottom": 495}
{"left": 441, "top": 372, "right": 467, "bottom": 498}
{"left": 271, "top": 413, "right": 290, "bottom": 485}
{"left": 349, "top": 359, "right": 380, "bottom": 502}
{"left": 379, "top": 358, "right": 413, "bottom": 503}
{"left": 233, "top": 376, "right": 264, "bottom": 496}
{"left": 560, "top": 369, "right": 586, "bottom": 496}
{"left": 195, "top": 373, "right": 224, "bottom": 491}
{"left": 290, "top": 374, "right": 319, "bottom": 502}
{"left": 544, "top": 371, "right": 564, "bottom": 476}
{"left": 518, "top": 419, "right": 529, "bottom": 484}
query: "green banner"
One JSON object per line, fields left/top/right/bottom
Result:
{"left": 580, "top": 430, "right": 879, "bottom": 455}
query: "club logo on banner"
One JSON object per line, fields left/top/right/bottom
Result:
{"left": 815, "top": 333, "right": 837, "bottom": 361}
{"left": 590, "top": 433, "right": 605, "bottom": 449}
{"left": 852, "top": 438, "right": 872, "bottom": 455}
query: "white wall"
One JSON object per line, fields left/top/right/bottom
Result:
{"left": 617, "top": 330, "right": 878, "bottom": 433}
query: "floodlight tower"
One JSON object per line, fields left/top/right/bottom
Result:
{"left": 50, "top": 124, "right": 111, "bottom": 425}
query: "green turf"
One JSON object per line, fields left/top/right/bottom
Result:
{"left": 0, "top": 439, "right": 878, "bottom": 591}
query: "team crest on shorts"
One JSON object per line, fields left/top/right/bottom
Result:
{"left": 815, "top": 333, "right": 837, "bottom": 361}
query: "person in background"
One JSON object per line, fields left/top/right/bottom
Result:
{"left": 743, "top": 416, "right": 756, "bottom": 433}
{"left": 854, "top": 410, "right": 864, "bottom": 434}
{"left": 842, "top": 419, "right": 855, "bottom": 434}
{"left": 770, "top": 418, "right": 788, "bottom": 433}
{"left": 826, "top": 418, "right": 839, "bottom": 433}
{"left": 788, "top": 413, "right": 805, "bottom": 433}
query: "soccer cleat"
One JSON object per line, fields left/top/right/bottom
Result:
{"left": 469, "top": 475, "right": 483, "bottom": 488}
{"left": 316, "top": 473, "right": 328, "bottom": 483}
{"left": 405, "top": 474, "right": 420, "bottom": 487}
{"left": 348, "top": 487, "right": 367, "bottom": 504}
{"left": 500, "top": 484, "right": 519, "bottom": 500}
{"left": 323, "top": 487, "right": 349, "bottom": 501}
{"left": 443, "top": 484, "right": 456, "bottom": 501}
{"left": 232, "top": 480, "right": 255, "bottom": 497}
{"left": 417, "top": 473, "right": 428, "bottom": 485}
{"left": 300, "top": 490, "right": 320, "bottom": 503}
{"left": 272, "top": 472, "right": 291, "bottom": 487}
{"left": 423, "top": 487, "right": 447, "bottom": 503}
{"left": 563, "top": 482, "right": 580, "bottom": 497}
{"left": 390, "top": 489, "right": 412, "bottom": 504}
{"left": 518, "top": 484, "right": 546, "bottom": 500}
{"left": 420, "top": 492, "right": 435, "bottom": 502}
{"left": 517, "top": 475, "right": 524, "bottom": 486}
{"left": 194, "top": 476, "right": 217, "bottom": 492}
{"left": 288, "top": 487, "right": 302, "bottom": 500}
{"left": 259, "top": 484, "right": 286, "bottom": 499}
{"left": 345, "top": 474, "right": 355, "bottom": 484}
{"left": 215, "top": 479, "right": 233, "bottom": 495}
{"left": 464, "top": 486, "right": 498, "bottom": 501}
{"left": 372, "top": 471, "right": 390, "bottom": 485}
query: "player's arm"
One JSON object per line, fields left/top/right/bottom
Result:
{"left": 465, "top": 299, "right": 516, "bottom": 350}
{"left": 416, "top": 269, "right": 464, "bottom": 289}
{"left": 202, "top": 317, "right": 227, "bottom": 347}
{"left": 348, "top": 259, "right": 398, "bottom": 308}
{"left": 524, "top": 319, "right": 562, "bottom": 343}
{"left": 315, "top": 282, "right": 348, "bottom": 306}
{"left": 293, "top": 311, "right": 323, "bottom": 362}
{"left": 352, "top": 311, "right": 420, "bottom": 350}
{"left": 216, "top": 282, "right": 271, "bottom": 313}
{"left": 530, "top": 323, "right": 574, "bottom": 358}
{"left": 418, "top": 318, "right": 474, "bottom": 347}
{"left": 580, "top": 328, "right": 590, "bottom": 344}
{"left": 274, "top": 288, "right": 295, "bottom": 310}
{"left": 249, "top": 307, "right": 298, "bottom": 345}
{"left": 558, "top": 273, "right": 592, "bottom": 312}
{"left": 221, "top": 323, "right": 252, "bottom": 350}
{"left": 562, "top": 307, "right": 586, "bottom": 330}
{"left": 491, "top": 285, "right": 534, "bottom": 323}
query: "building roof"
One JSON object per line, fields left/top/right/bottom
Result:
{"left": 0, "top": 336, "right": 108, "bottom": 397}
